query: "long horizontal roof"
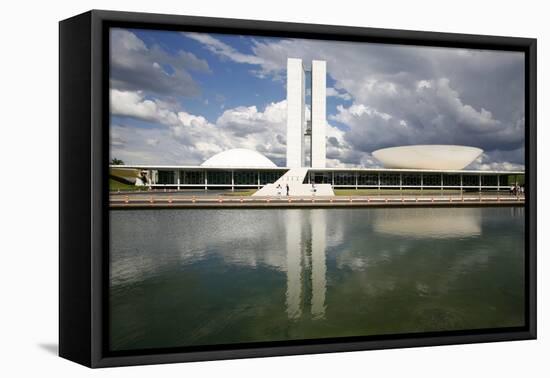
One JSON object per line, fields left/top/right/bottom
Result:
{"left": 110, "top": 165, "right": 525, "bottom": 175}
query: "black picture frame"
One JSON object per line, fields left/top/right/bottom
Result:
{"left": 59, "top": 9, "right": 537, "bottom": 368}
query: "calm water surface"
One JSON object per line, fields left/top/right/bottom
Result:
{"left": 109, "top": 207, "right": 524, "bottom": 351}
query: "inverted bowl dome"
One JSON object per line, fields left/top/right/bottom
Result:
{"left": 201, "top": 148, "right": 277, "bottom": 168}
{"left": 372, "top": 145, "right": 483, "bottom": 170}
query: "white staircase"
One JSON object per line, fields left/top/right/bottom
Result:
{"left": 253, "top": 168, "right": 335, "bottom": 197}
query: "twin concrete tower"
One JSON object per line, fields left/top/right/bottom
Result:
{"left": 286, "top": 58, "right": 327, "bottom": 169}
{"left": 254, "top": 59, "right": 332, "bottom": 196}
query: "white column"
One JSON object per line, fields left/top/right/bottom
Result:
{"left": 311, "top": 60, "right": 326, "bottom": 168}
{"left": 286, "top": 58, "right": 305, "bottom": 168}
{"left": 479, "top": 174, "right": 482, "bottom": 192}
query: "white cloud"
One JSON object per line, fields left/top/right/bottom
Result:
{"left": 183, "top": 32, "right": 265, "bottom": 65}
{"left": 111, "top": 89, "right": 289, "bottom": 166}
{"left": 331, "top": 103, "right": 393, "bottom": 123}
{"left": 113, "top": 30, "right": 525, "bottom": 168}
{"left": 110, "top": 89, "right": 180, "bottom": 126}
{"left": 472, "top": 161, "right": 525, "bottom": 171}
{"left": 110, "top": 125, "right": 191, "bottom": 165}
{"left": 111, "top": 29, "right": 210, "bottom": 97}
{"left": 416, "top": 80, "right": 432, "bottom": 90}
{"left": 217, "top": 100, "right": 287, "bottom": 136}
{"left": 110, "top": 128, "right": 126, "bottom": 147}
{"left": 145, "top": 138, "right": 159, "bottom": 146}
{"left": 467, "top": 148, "right": 525, "bottom": 171}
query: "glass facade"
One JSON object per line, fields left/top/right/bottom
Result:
{"left": 334, "top": 172, "right": 356, "bottom": 186}
{"left": 180, "top": 170, "right": 204, "bottom": 185}
{"left": 234, "top": 171, "right": 257, "bottom": 185}
{"left": 207, "top": 171, "right": 232, "bottom": 185}
{"left": 260, "top": 171, "right": 286, "bottom": 185}
{"left": 358, "top": 173, "right": 378, "bottom": 186}
{"left": 443, "top": 174, "right": 461, "bottom": 186}
{"left": 175, "top": 170, "right": 286, "bottom": 186}
{"left": 482, "top": 175, "right": 499, "bottom": 186}
{"left": 380, "top": 173, "right": 400, "bottom": 186}
{"left": 309, "top": 171, "right": 332, "bottom": 184}
{"left": 423, "top": 174, "right": 441, "bottom": 186}
{"left": 462, "top": 174, "right": 480, "bottom": 187}
{"left": 147, "top": 169, "right": 522, "bottom": 191}
{"left": 158, "top": 170, "right": 175, "bottom": 185}
{"left": 402, "top": 173, "right": 421, "bottom": 186}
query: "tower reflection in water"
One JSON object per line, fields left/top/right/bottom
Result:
{"left": 283, "top": 207, "right": 488, "bottom": 321}
{"left": 285, "top": 209, "right": 327, "bottom": 320}
{"left": 109, "top": 207, "right": 525, "bottom": 351}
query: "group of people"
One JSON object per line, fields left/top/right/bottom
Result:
{"left": 275, "top": 182, "right": 317, "bottom": 197}
{"left": 510, "top": 184, "right": 525, "bottom": 196}
{"left": 276, "top": 183, "right": 290, "bottom": 197}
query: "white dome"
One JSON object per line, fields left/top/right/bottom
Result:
{"left": 372, "top": 145, "right": 483, "bottom": 170}
{"left": 201, "top": 148, "right": 277, "bottom": 168}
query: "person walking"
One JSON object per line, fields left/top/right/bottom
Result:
{"left": 286, "top": 183, "right": 290, "bottom": 196}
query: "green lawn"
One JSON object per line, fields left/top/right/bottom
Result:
{"left": 222, "top": 189, "right": 258, "bottom": 196}
{"left": 109, "top": 178, "right": 145, "bottom": 192}
{"left": 334, "top": 188, "right": 462, "bottom": 196}
{"left": 109, "top": 183, "right": 475, "bottom": 196}
{"left": 109, "top": 179, "right": 258, "bottom": 195}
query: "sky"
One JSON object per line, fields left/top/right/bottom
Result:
{"left": 109, "top": 27, "right": 525, "bottom": 170}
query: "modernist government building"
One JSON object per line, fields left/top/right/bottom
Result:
{"left": 111, "top": 58, "right": 524, "bottom": 193}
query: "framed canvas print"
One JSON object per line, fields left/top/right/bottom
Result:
{"left": 59, "top": 10, "right": 536, "bottom": 368}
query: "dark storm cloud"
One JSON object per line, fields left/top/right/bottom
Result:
{"left": 110, "top": 29, "right": 210, "bottom": 98}
{"left": 328, "top": 136, "right": 340, "bottom": 147}
{"left": 247, "top": 39, "right": 526, "bottom": 167}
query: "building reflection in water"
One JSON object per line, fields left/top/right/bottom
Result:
{"left": 373, "top": 208, "right": 482, "bottom": 239}
{"left": 310, "top": 210, "right": 327, "bottom": 320}
{"left": 283, "top": 208, "right": 489, "bottom": 320}
{"left": 285, "top": 210, "right": 303, "bottom": 320}
{"left": 285, "top": 209, "right": 327, "bottom": 320}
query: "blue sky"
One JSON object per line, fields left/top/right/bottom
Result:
{"left": 110, "top": 27, "right": 525, "bottom": 170}
{"left": 111, "top": 29, "right": 349, "bottom": 134}
{"left": 138, "top": 31, "right": 284, "bottom": 118}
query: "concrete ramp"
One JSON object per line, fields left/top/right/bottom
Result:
{"left": 253, "top": 168, "right": 335, "bottom": 197}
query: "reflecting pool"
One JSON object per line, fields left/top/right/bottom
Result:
{"left": 109, "top": 207, "right": 524, "bottom": 351}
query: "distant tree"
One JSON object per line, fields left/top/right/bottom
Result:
{"left": 110, "top": 158, "right": 124, "bottom": 165}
